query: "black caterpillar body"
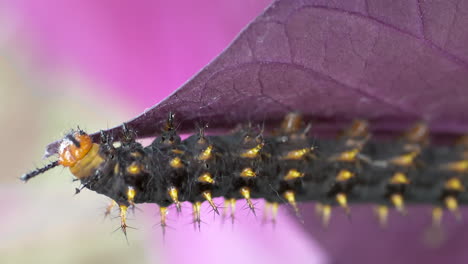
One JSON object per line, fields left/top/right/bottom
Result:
{"left": 21, "top": 113, "right": 468, "bottom": 230}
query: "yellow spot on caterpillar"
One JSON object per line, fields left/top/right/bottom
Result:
{"left": 333, "top": 148, "right": 360, "bottom": 162}
{"left": 432, "top": 207, "right": 443, "bottom": 227}
{"left": 240, "top": 187, "right": 255, "bottom": 212}
{"left": 119, "top": 205, "right": 128, "bottom": 218}
{"left": 240, "top": 143, "right": 264, "bottom": 158}
{"left": 168, "top": 186, "right": 181, "bottom": 211}
{"left": 198, "top": 173, "right": 215, "bottom": 184}
{"left": 171, "top": 149, "right": 185, "bottom": 155}
{"left": 335, "top": 193, "right": 350, "bottom": 215}
{"left": 129, "top": 151, "right": 143, "bottom": 158}
{"left": 389, "top": 172, "right": 410, "bottom": 185}
{"left": 240, "top": 168, "right": 256, "bottom": 178}
{"left": 281, "top": 148, "right": 311, "bottom": 160}
{"left": 170, "top": 157, "right": 183, "bottom": 169}
{"left": 390, "top": 151, "right": 419, "bottom": 167}
{"left": 445, "top": 177, "right": 465, "bottom": 192}
{"left": 198, "top": 145, "right": 213, "bottom": 161}
{"left": 127, "top": 186, "right": 136, "bottom": 205}
{"left": 202, "top": 191, "right": 219, "bottom": 214}
{"left": 126, "top": 162, "right": 141, "bottom": 175}
{"left": 442, "top": 160, "right": 468, "bottom": 173}
{"left": 335, "top": 170, "right": 355, "bottom": 182}
{"left": 284, "top": 190, "right": 300, "bottom": 216}
{"left": 239, "top": 187, "right": 251, "bottom": 199}
{"left": 390, "top": 193, "right": 405, "bottom": 214}
{"left": 283, "top": 169, "right": 304, "bottom": 181}
{"left": 444, "top": 196, "right": 461, "bottom": 220}
{"left": 114, "top": 163, "right": 119, "bottom": 175}
{"left": 374, "top": 205, "right": 389, "bottom": 228}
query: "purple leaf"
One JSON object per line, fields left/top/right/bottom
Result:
{"left": 41, "top": 0, "right": 468, "bottom": 263}
{"left": 301, "top": 204, "right": 468, "bottom": 264}
{"left": 45, "top": 0, "right": 468, "bottom": 156}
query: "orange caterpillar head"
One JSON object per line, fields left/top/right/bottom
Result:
{"left": 20, "top": 130, "right": 95, "bottom": 182}
{"left": 58, "top": 131, "right": 93, "bottom": 167}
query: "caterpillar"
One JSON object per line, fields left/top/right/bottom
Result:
{"left": 21, "top": 112, "right": 468, "bottom": 236}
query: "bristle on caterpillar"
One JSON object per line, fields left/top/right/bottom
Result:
{"left": 21, "top": 112, "right": 468, "bottom": 236}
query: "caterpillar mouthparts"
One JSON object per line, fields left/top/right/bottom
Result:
{"left": 21, "top": 112, "right": 468, "bottom": 235}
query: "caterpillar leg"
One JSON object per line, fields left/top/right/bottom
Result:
{"left": 262, "top": 202, "right": 272, "bottom": 225}
{"left": 229, "top": 198, "right": 236, "bottom": 224}
{"left": 315, "top": 203, "right": 332, "bottom": 227}
{"left": 374, "top": 205, "right": 389, "bottom": 228}
{"left": 192, "top": 202, "right": 202, "bottom": 230}
{"left": 104, "top": 200, "right": 117, "bottom": 218}
{"left": 118, "top": 205, "right": 129, "bottom": 239}
{"left": 159, "top": 207, "right": 168, "bottom": 237}
{"left": 239, "top": 187, "right": 256, "bottom": 216}
{"left": 222, "top": 198, "right": 237, "bottom": 225}
{"left": 262, "top": 202, "right": 280, "bottom": 227}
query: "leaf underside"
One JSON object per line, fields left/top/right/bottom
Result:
{"left": 45, "top": 0, "right": 468, "bottom": 157}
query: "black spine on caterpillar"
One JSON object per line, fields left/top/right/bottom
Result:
{"left": 21, "top": 112, "right": 468, "bottom": 224}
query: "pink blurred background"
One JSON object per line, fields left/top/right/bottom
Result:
{"left": 0, "top": 1, "right": 327, "bottom": 263}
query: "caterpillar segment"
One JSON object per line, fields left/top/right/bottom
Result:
{"left": 21, "top": 113, "right": 468, "bottom": 236}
